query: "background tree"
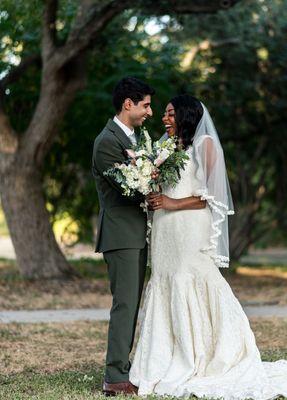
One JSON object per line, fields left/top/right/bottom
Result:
{"left": 0, "top": 0, "right": 240, "bottom": 279}
{"left": 41, "top": 0, "right": 286, "bottom": 263}
{"left": 162, "top": 0, "right": 287, "bottom": 259}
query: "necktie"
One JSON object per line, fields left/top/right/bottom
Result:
{"left": 129, "top": 132, "right": 137, "bottom": 146}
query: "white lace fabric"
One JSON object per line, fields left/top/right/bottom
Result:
{"left": 195, "top": 186, "right": 235, "bottom": 268}
{"left": 129, "top": 150, "right": 287, "bottom": 399}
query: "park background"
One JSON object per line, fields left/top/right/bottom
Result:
{"left": 0, "top": 0, "right": 287, "bottom": 398}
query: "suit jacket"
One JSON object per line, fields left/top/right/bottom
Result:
{"left": 92, "top": 119, "right": 147, "bottom": 253}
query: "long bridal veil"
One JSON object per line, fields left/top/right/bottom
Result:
{"left": 192, "top": 103, "right": 234, "bottom": 268}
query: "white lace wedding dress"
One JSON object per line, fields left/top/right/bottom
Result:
{"left": 130, "top": 147, "right": 287, "bottom": 399}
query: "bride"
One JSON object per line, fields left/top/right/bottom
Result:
{"left": 129, "top": 95, "right": 287, "bottom": 399}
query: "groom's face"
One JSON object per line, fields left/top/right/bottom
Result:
{"left": 127, "top": 95, "right": 153, "bottom": 127}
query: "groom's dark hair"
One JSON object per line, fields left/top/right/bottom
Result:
{"left": 113, "top": 76, "right": 155, "bottom": 113}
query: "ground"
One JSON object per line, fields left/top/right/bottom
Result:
{"left": 0, "top": 319, "right": 287, "bottom": 399}
{"left": 0, "top": 259, "right": 287, "bottom": 399}
{"left": 0, "top": 259, "right": 287, "bottom": 310}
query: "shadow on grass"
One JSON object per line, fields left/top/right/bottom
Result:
{"left": 0, "top": 364, "right": 106, "bottom": 399}
{"left": 0, "top": 257, "right": 108, "bottom": 282}
{"left": 70, "top": 258, "right": 107, "bottom": 279}
{"left": 1, "top": 354, "right": 287, "bottom": 400}
{"left": 0, "top": 364, "right": 178, "bottom": 399}
{"left": 261, "top": 349, "right": 287, "bottom": 362}
{"left": 0, "top": 257, "right": 152, "bottom": 283}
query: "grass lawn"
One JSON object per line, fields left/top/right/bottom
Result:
{"left": 0, "top": 258, "right": 112, "bottom": 310}
{"left": 0, "top": 319, "right": 287, "bottom": 399}
{"left": 1, "top": 258, "right": 287, "bottom": 311}
{"left": 223, "top": 266, "right": 287, "bottom": 306}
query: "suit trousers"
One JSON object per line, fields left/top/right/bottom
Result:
{"left": 103, "top": 246, "right": 147, "bottom": 383}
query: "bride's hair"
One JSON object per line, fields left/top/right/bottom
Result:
{"left": 170, "top": 94, "right": 203, "bottom": 149}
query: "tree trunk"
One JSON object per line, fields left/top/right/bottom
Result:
{"left": 0, "top": 56, "right": 85, "bottom": 279}
{"left": 0, "top": 163, "right": 74, "bottom": 279}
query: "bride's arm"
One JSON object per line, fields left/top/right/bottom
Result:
{"left": 148, "top": 137, "right": 217, "bottom": 211}
{"left": 147, "top": 193, "right": 206, "bottom": 211}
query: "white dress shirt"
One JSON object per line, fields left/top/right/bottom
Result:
{"left": 113, "top": 116, "right": 137, "bottom": 145}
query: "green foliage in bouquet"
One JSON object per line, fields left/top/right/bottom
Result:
{"left": 157, "top": 145, "right": 190, "bottom": 189}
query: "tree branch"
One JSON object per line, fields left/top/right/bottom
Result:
{"left": 21, "top": 55, "right": 87, "bottom": 166}
{"left": 42, "top": 0, "right": 59, "bottom": 61}
{"left": 58, "top": 0, "right": 241, "bottom": 67}
{"left": 181, "top": 38, "right": 240, "bottom": 69}
{"left": 142, "top": 0, "right": 241, "bottom": 15}
{"left": 58, "top": 0, "right": 133, "bottom": 66}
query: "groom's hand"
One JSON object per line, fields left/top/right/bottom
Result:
{"left": 151, "top": 168, "right": 159, "bottom": 180}
{"left": 146, "top": 192, "right": 158, "bottom": 211}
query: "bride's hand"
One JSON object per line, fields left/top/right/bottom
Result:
{"left": 147, "top": 193, "right": 177, "bottom": 211}
{"left": 147, "top": 193, "right": 207, "bottom": 211}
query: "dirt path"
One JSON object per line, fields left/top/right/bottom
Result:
{"left": 1, "top": 305, "right": 287, "bottom": 324}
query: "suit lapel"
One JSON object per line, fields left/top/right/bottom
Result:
{"left": 135, "top": 130, "right": 141, "bottom": 144}
{"left": 106, "top": 119, "right": 134, "bottom": 149}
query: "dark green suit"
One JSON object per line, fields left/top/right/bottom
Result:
{"left": 92, "top": 119, "right": 147, "bottom": 383}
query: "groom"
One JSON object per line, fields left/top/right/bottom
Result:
{"left": 92, "top": 76, "right": 155, "bottom": 396}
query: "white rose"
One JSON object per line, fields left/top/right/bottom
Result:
{"left": 136, "top": 158, "right": 143, "bottom": 168}
{"left": 138, "top": 175, "right": 150, "bottom": 194}
{"left": 143, "top": 128, "right": 152, "bottom": 153}
{"left": 135, "top": 149, "right": 147, "bottom": 157}
{"left": 141, "top": 159, "right": 153, "bottom": 176}
{"left": 154, "top": 148, "right": 170, "bottom": 167}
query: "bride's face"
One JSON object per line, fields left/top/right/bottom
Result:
{"left": 162, "top": 103, "right": 176, "bottom": 137}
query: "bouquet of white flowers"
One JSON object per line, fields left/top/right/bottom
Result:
{"left": 104, "top": 127, "right": 189, "bottom": 197}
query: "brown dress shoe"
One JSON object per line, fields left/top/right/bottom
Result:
{"left": 103, "top": 381, "right": 138, "bottom": 396}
